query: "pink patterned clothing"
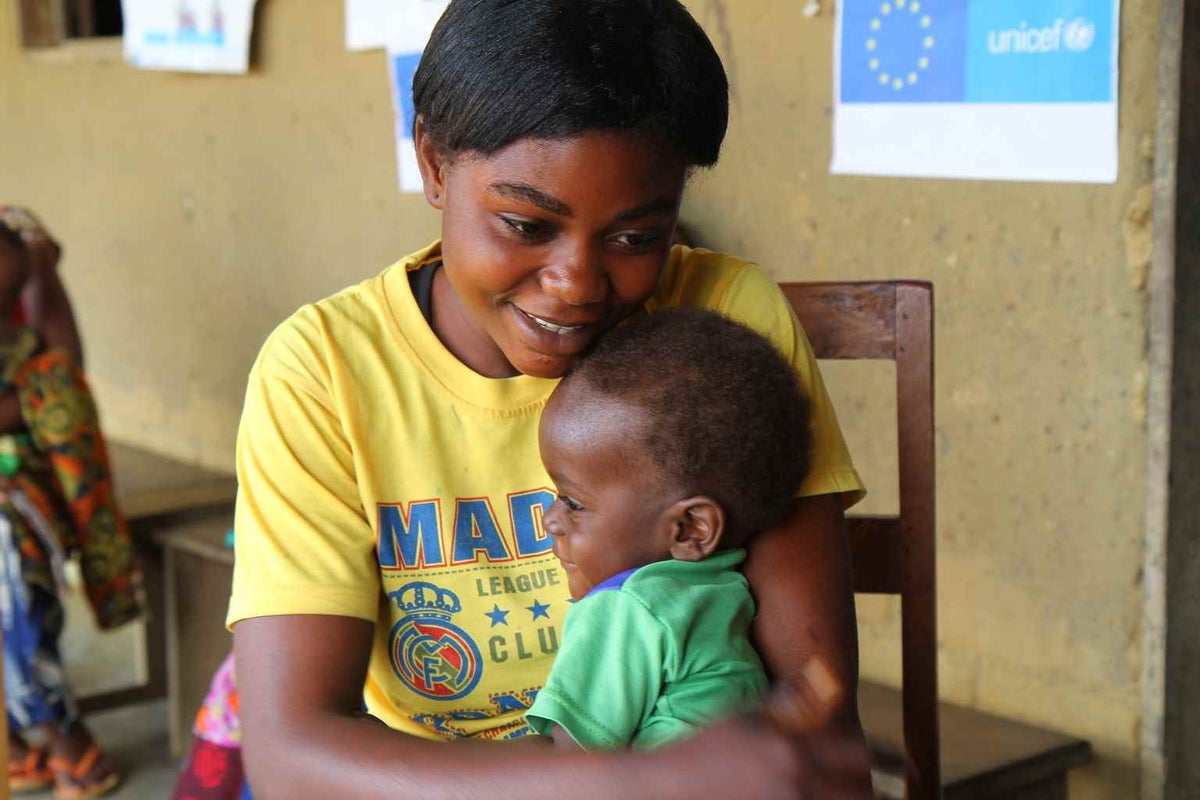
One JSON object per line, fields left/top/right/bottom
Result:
{"left": 193, "top": 653, "right": 241, "bottom": 748}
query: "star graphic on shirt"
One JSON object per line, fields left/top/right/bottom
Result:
{"left": 526, "top": 599, "right": 551, "bottom": 620}
{"left": 484, "top": 604, "right": 510, "bottom": 628}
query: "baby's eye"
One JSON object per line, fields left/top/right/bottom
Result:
{"left": 558, "top": 495, "right": 584, "bottom": 512}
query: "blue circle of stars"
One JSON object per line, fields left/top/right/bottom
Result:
{"left": 864, "top": 0, "right": 935, "bottom": 93}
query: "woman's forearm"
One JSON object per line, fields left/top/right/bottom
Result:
{"left": 235, "top": 615, "right": 719, "bottom": 800}
{"left": 242, "top": 706, "right": 673, "bottom": 800}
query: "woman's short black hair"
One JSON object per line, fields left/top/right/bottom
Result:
{"left": 562, "top": 308, "right": 813, "bottom": 544}
{"left": 413, "top": 0, "right": 729, "bottom": 166}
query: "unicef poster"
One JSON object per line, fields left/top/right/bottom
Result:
{"left": 121, "top": 0, "right": 258, "bottom": 74}
{"left": 831, "top": 0, "right": 1120, "bottom": 183}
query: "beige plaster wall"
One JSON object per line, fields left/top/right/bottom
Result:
{"left": 0, "top": 1, "right": 1159, "bottom": 796}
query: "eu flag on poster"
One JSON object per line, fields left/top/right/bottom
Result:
{"left": 839, "top": 0, "right": 1115, "bottom": 104}
{"left": 840, "top": 0, "right": 967, "bottom": 103}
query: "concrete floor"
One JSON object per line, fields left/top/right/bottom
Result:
{"left": 20, "top": 700, "right": 180, "bottom": 800}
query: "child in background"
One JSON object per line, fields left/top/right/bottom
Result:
{"left": 526, "top": 308, "right": 825, "bottom": 750}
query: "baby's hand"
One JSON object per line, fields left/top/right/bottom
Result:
{"left": 762, "top": 656, "right": 845, "bottom": 735}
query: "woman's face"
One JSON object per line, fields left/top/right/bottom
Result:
{"left": 419, "top": 128, "right": 688, "bottom": 379}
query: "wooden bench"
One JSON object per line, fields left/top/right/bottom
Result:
{"left": 77, "top": 441, "right": 237, "bottom": 715}
{"left": 153, "top": 515, "right": 236, "bottom": 755}
{"left": 861, "top": 681, "right": 1093, "bottom": 799}
{"left": 110, "top": 441, "right": 237, "bottom": 522}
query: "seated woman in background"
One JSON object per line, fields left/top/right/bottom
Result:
{"left": 0, "top": 206, "right": 141, "bottom": 799}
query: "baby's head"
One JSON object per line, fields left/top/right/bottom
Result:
{"left": 539, "top": 308, "right": 812, "bottom": 599}
{"left": 0, "top": 220, "right": 30, "bottom": 316}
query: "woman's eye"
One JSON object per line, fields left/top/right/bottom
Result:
{"left": 500, "top": 216, "right": 549, "bottom": 240}
{"left": 609, "top": 231, "right": 663, "bottom": 251}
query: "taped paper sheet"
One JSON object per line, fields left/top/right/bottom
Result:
{"left": 346, "top": 0, "right": 387, "bottom": 51}
{"left": 831, "top": 0, "right": 1120, "bottom": 183}
{"left": 386, "top": 1, "right": 450, "bottom": 192}
{"left": 122, "top": 0, "right": 257, "bottom": 74}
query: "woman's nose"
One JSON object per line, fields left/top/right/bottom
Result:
{"left": 542, "top": 243, "right": 608, "bottom": 307}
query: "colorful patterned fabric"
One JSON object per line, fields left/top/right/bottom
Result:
{"left": 170, "top": 739, "right": 245, "bottom": 800}
{"left": 12, "top": 348, "right": 144, "bottom": 629}
{"left": 173, "top": 653, "right": 246, "bottom": 800}
{"left": 193, "top": 653, "right": 241, "bottom": 747}
{"left": 1, "top": 512, "right": 79, "bottom": 732}
{"left": 0, "top": 336, "right": 144, "bottom": 631}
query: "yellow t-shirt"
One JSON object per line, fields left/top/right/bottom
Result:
{"left": 227, "top": 241, "right": 864, "bottom": 741}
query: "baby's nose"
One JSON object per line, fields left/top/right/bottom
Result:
{"left": 543, "top": 501, "right": 567, "bottom": 535}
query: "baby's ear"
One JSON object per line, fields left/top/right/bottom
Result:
{"left": 665, "top": 496, "right": 725, "bottom": 562}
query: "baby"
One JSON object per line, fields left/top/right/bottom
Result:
{"left": 526, "top": 307, "right": 814, "bottom": 750}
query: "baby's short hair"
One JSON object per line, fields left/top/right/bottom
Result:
{"left": 564, "top": 308, "right": 813, "bottom": 543}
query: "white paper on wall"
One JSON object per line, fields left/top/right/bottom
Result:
{"left": 386, "top": 0, "right": 450, "bottom": 192}
{"left": 346, "top": 0, "right": 388, "bottom": 51}
{"left": 121, "top": 0, "right": 258, "bottom": 74}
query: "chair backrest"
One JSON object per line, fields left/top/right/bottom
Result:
{"left": 780, "top": 281, "right": 939, "bottom": 800}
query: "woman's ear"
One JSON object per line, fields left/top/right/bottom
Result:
{"left": 414, "top": 115, "right": 448, "bottom": 209}
{"left": 664, "top": 496, "right": 725, "bottom": 562}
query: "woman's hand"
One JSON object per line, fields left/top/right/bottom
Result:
{"left": 660, "top": 711, "right": 872, "bottom": 800}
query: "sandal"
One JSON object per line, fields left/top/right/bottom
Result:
{"left": 8, "top": 745, "right": 53, "bottom": 792}
{"left": 47, "top": 744, "right": 122, "bottom": 800}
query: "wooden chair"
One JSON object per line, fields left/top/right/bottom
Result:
{"left": 781, "top": 281, "right": 939, "bottom": 800}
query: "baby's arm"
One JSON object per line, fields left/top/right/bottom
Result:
{"left": 548, "top": 724, "right": 583, "bottom": 750}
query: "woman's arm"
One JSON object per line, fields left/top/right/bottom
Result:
{"left": 235, "top": 614, "right": 863, "bottom": 800}
{"left": 744, "top": 492, "right": 875, "bottom": 794}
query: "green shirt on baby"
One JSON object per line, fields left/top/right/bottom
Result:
{"left": 525, "top": 549, "right": 768, "bottom": 750}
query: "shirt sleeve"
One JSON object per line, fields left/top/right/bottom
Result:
{"left": 717, "top": 264, "right": 866, "bottom": 507}
{"left": 525, "top": 591, "right": 667, "bottom": 750}
{"left": 226, "top": 316, "right": 380, "bottom": 627}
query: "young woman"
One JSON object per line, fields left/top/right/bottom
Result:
{"left": 230, "top": 2, "right": 872, "bottom": 796}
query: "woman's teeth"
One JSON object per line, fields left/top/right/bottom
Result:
{"left": 529, "top": 313, "right": 583, "bottom": 335}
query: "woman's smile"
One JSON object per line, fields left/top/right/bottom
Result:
{"left": 516, "top": 307, "right": 587, "bottom": 335}
{"left": 422, "top": 129, "right": 687, "bottom": 379}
